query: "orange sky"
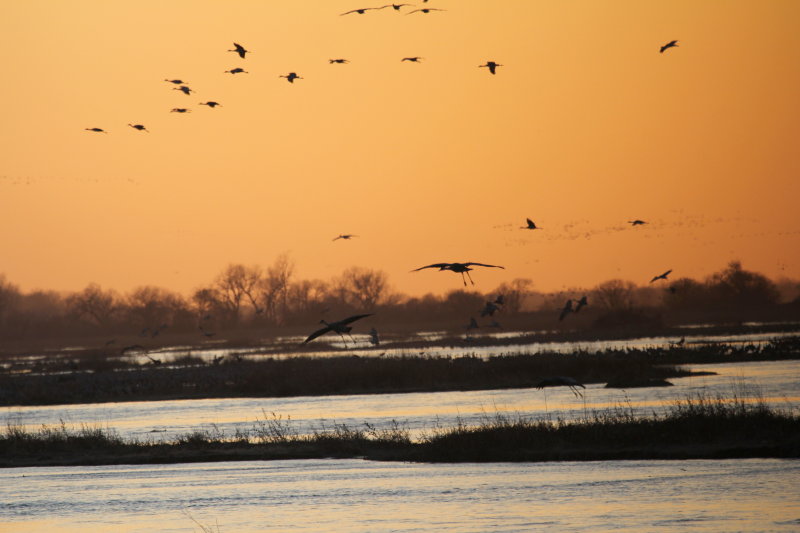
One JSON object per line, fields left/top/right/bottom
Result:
{"left": 1, "top": 1, "right": 798, "bottom": 297}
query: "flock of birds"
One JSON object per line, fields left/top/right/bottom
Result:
{"left": 82, "top": 5, "right": 681, "bottom": 396}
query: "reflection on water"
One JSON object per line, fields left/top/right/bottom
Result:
{"left": 5, "top": 360, "right": 799, "bottom": 443}
{"left": 2, "top": 458, "right": 798, "bottom": 532}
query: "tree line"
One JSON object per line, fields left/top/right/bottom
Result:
{"left": 0, "top": 257, "right": 797, "bottom": 342}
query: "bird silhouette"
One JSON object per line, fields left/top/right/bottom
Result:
{"left": 628, "top": 220, "right": 646, "bottom": 226}
{"left": 535, "top": 376, "right": 585, "bottom": 397}
{"left": 128, "top": 124, "right": 148, "bottom": 132}
{"left": 480, "top": 300, "right": 501, "bottom": 317}
{"left": 379, "top": 3, "right": 412, "bottom": 10}
{"left": 229, "top": 42, "right": 249, "bottom": 58}
{"left": 466, "top": 317, "right": 479, "bottom": 331}
{"left": 369, "top": 327, "right": 380, "bottom": 346}
{"left": 412, "top": 262, "right": 505, "bottom": 286}
{"left": 174, "top": 85, "right": 193, "bottom": 95}
{"left": 164, "top": 79, "right": 186, "bottom": 85}
{"left": 303, "top": 313, "right": 373, "bottom": 346}
{"left": 407, "top": 8, "right": 446, "bottom": 14}
{"left": 521, "top": 218, "right": 541, "bottom": 230}
{"left": 660, "top": 40, "right": 678, "bottom": 53}
{"left": 341, "top": 7, "right": 377, "bottom": 15}
{"left": 479, "top": 61, "right": 502, "bottom": 75}
{"left": 574, "top": 295, "right": 588, "bottom": 312}
{"left": 558, "top": 299, "right": 574, "bottom": 321}
{"left": 329, "top": 58, "right": 349, "bottom": 64}
{"left": 170, "top": 108, "right": 190, "bottom": 113}
{"left": 333, "top": 234, "right": 358, "bottom": 241}
{"left": 85, "top": 127, "right": 107, "bottom": 133}
{"left": 402, "top": 57, "right": 423, "bottom": 62}
{"left": 280, "top": 72, "right": 303, "bottom": 83}
{"left": 493, "top": 294, "right": 505, "bottom": 306}
{"left": 199, "top": 101, "right": 222, "bottom": 108}
{"left": 650, "top": 269, "right": 673, "bottom": 283}
{"left": 225, "top": 67, "right": 248, "bottom": 74}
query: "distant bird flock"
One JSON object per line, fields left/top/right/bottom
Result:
{"left": 82, "top": 4, "right": 681, "bottom": 350}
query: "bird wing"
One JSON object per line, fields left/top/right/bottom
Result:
{"left": 662, "top": 269, "right": 673, "bottom": 277}
{"left": 338, "top": 313, "right": 374, "bottom": 326}
{"left": 303, "top": 325, "right": 332, "bottom": 344}
{"left": 412, "top": 263, "right": 451, "bottom": 271}
{"left": 464, "top": 262, "right": 505, "bottom": 269}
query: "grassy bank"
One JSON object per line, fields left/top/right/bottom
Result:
{"left": 2, "top": 393, "right": 798, "bottom": 467}
{"left": 0, "top": 349, "right": 702, "bottom": 406}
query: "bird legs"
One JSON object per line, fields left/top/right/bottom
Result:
{"left": 461, "top": 271, "right": 476, "bottom": 286}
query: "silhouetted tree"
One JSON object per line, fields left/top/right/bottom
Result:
{"left": 592, "top": 279, "right": 636, "bottom": 312}
{"left": 0, "top": 275, "right": 21, "bottom": 330}
{"left": 335, "top": 267, "right": 392, "bottom": 311}
{"left": 126, "top": 286, "right": 189, "bottom": 330}
{"left": 493, "top": 278, "right": 533, "bottom": 314}
{"left": 214, "top": 264, "right": 262, "bottom": 321}
{"left": 706, "top": 261, "right": 779, "bottom": 308}
{"left": 257, "top": 254, "right": 295, "bottom": 324}
{"left": 66, "top": 283, "right": 119, "bottom": 327}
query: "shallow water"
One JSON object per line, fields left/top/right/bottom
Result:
{"left": 2, "top": 458, "right": 799, "bottom": 532}
{"left": 5, "top": 360, "right": 799, "bottom": 443}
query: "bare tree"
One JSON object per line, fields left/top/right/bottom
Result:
{"left": 66, "top": 283, "right": 119, "bottom": 326}
{"left": 126, "top": 286, "right": 188, "bottom": 329}
{"left": 492, "top": 278, "right": 534, "bottom": 314}
{"left": 335, "top": 267, "right": 391, "bottom": 311}
{"left": 592, "top": 279, "right": 637, "bottom": 312}
{"left": 0, "top": 275, "right": 21, "bottom": 329}
{"left": 258, "top": 254, "right": 295, "bottom": 324}
{"left": 214, "top": 264, "right": 263, "bottom": 321}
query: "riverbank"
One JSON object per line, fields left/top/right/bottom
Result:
{"left": 2, "top": 393, "right": 797, "bottom": 467}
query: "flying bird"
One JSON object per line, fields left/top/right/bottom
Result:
{"left": 303, "top": 313, "right": 373, "bottom": 346}
{"left": 170, "top": 108, "right": 190, "bottom": 113}
{"left": 412, "top": 262, "right": 505, "bottom": 286}
{"left": 402, "top": 57, "right": 423, "bottom": 62}
{"left": 174, "top": 85, "right": 193, "bottom": 95}
{"left": 535, "top": 376, "right": 585, "bottom": 397}
{"left": 341, "top": 7, "right": 377, "bottom": 15}
{"left": 164, "top": 79, "right": 186, "bottom": 85}
{"left": 407, "top": 8, "right": 446, "bottom": 14}
{"left": 229, "top": 42, "right": 249, "bottom": 58}
{"left": 628, "top": 220, "right": 646, "bottom": 226}
{"left": 329, "top": 58, "right": 349, "bottom": 64}
{"left": 558, "top": 299, "right": 574, "bottom": 321}
{"left": 280, "top": 72, "right": 303, "bottom": 83}
{"left": 225, "top": 67, "right": 248, "bottom": 74}
{"left": 480, "top": 300, "right": 501, "bottom": 317}
{"left": 660, "top": 40, "right": 678, "bottom": 53}
{"left": 574, "top": 295, "right": 588, "bottom": 313}
{"left": 479, "top": 61, "right": 502, "bottom": 75}
{"left": 521, "top": 218, "right": 541, "bottom": 230}
{"left": 650, "top": 269, "right": 673, "bottom": 283}
{"left": 85, "top": 127, "right": 107, "bottom": 133}
{"left": 128, "top": 124, "right": 148, "bottom": 132}
{"left": 199, "top": 101, "right": 222, "bottom": 108}
{"left": 379, "top": 3, "right": 412, "bottom": 10}
{"left": 333, "top": 234, "right": 358, "bottom": 241}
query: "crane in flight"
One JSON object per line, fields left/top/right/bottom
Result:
{"left": 660, "top": 40, "right": 678, "bottom": 53}
{"left": 574, "top": 295, "right": 588, "bottom": 313}
{"left": 303, "top": 314, "right": 373, "bottom": 346}
{"left": 333, "top": 234, "right": 358, "bottom": 241}
{"left": 379, "top": 3, "right": 413, "bottom": 11}
{"left": 225, "top": 67, "right": 248, "bottom": 74}
{"left": 128, "top": 124, "right": 148, "bottom": 132}
{"left": 229, "top": 42, "right": 249, "bottom": 58}
{"left": 164, "top": 79, "right": 186, "bottom": 85}
{"left": 628, "top": 219, "right": 646, "bottom": 226}
{"left": 329, "top": 58, "right": 349, "bottom": 64}
{"left": 402, "top": 57, "right": 423, "bottom": 62}
{"left": 650, "top": 269, "right": 673, "bottom": 283}
{"left": 174, "top": 85, "right": 193, "bottom": 95}
{"left": 85, "top": 127, "right": 107, "bottom": 133}
{"left": 535, "top": 376, "right": 585, "bottom": 397}
{"left": 412, "top": 262, "right": 505, "bottom": 286}
{"left": 521, "top": 218, "right": 541, "bottom": 230}
{"left": 280, "top": 72, "right": 303, "bottom": 83}
{"left": 341, "top": 7, "right": 377, "bottom": 15}
{"left": 407, "top": 8, "right": 446, "bottom": 14}
{"left": 479, "top": 61, "right": 502, "bottom": 75}
{"left": 170, "top": 108, "right": 190, "bottom": 113}
{"left": 558, "top": 299, "right": 574, "bottom": 321}
{"left": 199, "top": 101, "right": 222, "bottom": 108}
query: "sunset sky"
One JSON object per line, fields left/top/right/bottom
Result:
{"left": 1, "top": 1, "right": 798, "bottom": 298}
